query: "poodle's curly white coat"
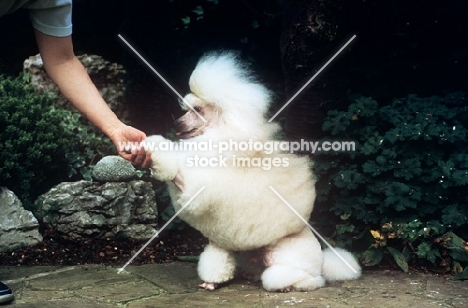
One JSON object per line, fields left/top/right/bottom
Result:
{"left": 147, "top": 52, "right": 361, "bottom": 291}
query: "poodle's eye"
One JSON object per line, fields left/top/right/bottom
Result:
{"left": 194, "top": 106, "right": 202, "bottom": 113}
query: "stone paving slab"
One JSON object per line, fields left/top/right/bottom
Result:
{"left": 1, "top": 263, "right": 467, "bottom": 307}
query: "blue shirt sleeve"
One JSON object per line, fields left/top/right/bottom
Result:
{"left": 26, "top": 0, "right": 73, "bottom": 37}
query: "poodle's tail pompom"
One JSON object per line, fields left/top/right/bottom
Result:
{"left": 321, "top": 247, "right": 362, "bottom": 282}
{"left": 188, "top": 51, "right": 274, "bottom": 136}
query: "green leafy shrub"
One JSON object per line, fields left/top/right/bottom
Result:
{"left": 60, "top": 109, "right": 116, "bottom": 181}
{"left": 0, "top": 73, "right": 118, "bottom": 208}
{"left": 0, "top": 75, "right": 70, "bottom": 207}
{"left": 313, "top": 93, "right": 468, "bottom": 276}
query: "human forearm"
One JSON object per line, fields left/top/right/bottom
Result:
{"left": 34, "top": 31, "right": 122, "bottom": 136}
{"left": 34, "top": 30, "right": 151, "bottom": 168}
{"left": 44, "top": 55, "right": 122, "bottom": 135}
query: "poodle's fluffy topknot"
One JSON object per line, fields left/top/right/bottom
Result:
{"left": 188, "top": 51, "right": 276, "bottom": 140}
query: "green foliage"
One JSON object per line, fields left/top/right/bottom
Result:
{"left": 314, "top": 93, "right": 468, "bottom": 275}
{"left": 362, "top": 222, "right": 468, "bottom": 275}
{"left": 59, "top": 109, "right": 115, "bottom": 181}
{"left": 387, "top": 246, "right": 408, "bottom": 272}
{"left": 0, "top": 75, "right": 70, "bottom": 207}
{"left": 0, "top": 73, "right": 118, "bottom": 209}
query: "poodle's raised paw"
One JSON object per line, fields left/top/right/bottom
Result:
{"left": 199, "top": 282, "right": 218, "bottom": 291}
{"left": 145, "top": 135, "right": 179, "bottom": 182}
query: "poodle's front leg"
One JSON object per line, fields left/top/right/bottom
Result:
{"left": 172, "top": 171, "right": 185, "bottom": 192}
{"left": 197, "top": 241, "right": 236, "bottom": 290}
{"left": 146, "top": 135, "right": 179, "bottom": 182}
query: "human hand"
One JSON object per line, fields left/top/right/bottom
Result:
{"left": 108, "top": 125, "right": 152, "bottom": 168}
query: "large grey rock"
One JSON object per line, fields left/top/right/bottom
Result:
{"left": 23, "top": 54, "right": 129, "bottom": 121}
{"left": 0, "top": 187, "right": 43, "bottom": 252}
{"left": 92, "top": 155, "right": 136, "bottom": 182}
{"left": 35, "top": 180, "right": 158, "bottom": 240}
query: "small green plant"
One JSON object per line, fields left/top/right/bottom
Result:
{"left": 313, "top": 93, "right": 468, "bottom": 276}
{"left": 59, "top": 109, "right": 116, "bottom": 181}
{"left": 0, "top": 74, "right": 70, "bottom": 207}
{"left": 362, "top": 221, "right": 468, "bottom": 279}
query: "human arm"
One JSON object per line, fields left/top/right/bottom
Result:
{"left": 34, "top": 29, "right": 151, "bottom": 168}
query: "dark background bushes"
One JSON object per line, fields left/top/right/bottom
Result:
{"left": 313, "top": 92, "right": 468, "bottom": 276}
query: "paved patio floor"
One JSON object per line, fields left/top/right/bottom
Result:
{"left": 1, "top": 263, "right": 467, "bottom": 307}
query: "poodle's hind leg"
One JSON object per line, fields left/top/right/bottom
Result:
{"left": 197, "top": 242, "right": 236, "bottom": 290}
{"left": 261, "top": 228, "right": 325, "bottom": 292}
{"left": 261, "top": 265, "right": 325, "bottom": 292}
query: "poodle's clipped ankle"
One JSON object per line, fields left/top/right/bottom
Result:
{"left": 198, "top": 243, "right": 236, "bottom": 284}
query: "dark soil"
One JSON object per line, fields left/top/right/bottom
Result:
{"left": 0, "top": 226, "right": 208, "bottom": 267}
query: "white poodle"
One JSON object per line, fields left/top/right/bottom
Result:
{"left": 146, "top": 51, "right": 361, "bottom": 291}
